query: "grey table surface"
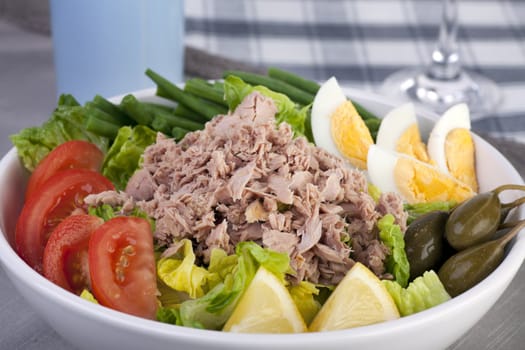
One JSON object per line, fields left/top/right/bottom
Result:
{"left": 0, "top": 18, "right": 524, "bottom": 350}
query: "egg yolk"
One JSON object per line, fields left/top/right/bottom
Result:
{"left": 445, "top": 128, "right": 478, "bottom": 192}
{"left": 330, "top": 101, "right": 374, "bottom": 169}
{"left": 394, "top": 157, "right": 475, "bottom": 204}
{"left": 396, "top": 124, "right": 431, "bottom": 163}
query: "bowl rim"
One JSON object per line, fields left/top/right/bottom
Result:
{"left": 0, "top": 87, "right": 524, "bottom": 346}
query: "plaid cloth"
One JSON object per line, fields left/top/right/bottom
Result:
{"left": 184, "top": 0, "right": 525, "bottom": 144}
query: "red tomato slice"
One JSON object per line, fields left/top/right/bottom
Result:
{"left": 26, "top": 140, "right": 104, "bottom": 200}
{"left": 15, "top": 169, "right": 114, "bottom": 273}
{"left": 89, "top": 216, "right": 158, "bottom": 320}
{"left": 43, "top": 214, "right": 104, "bottom": 294}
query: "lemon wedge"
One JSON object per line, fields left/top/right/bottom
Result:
{"left": 223, "top": 267, "right": 307, "bottom": 333}
{"left": 309, "top": 262, "right": 400, "bottom": 332}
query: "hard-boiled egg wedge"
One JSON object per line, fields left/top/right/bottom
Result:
{"left": 311, "top": 77, "right": 373, "bottom": 170}
{"left": 367, "top": 145, "right": 475, "bottom": 204}
{"left": 427, "top": 104, "right": 478, "bottom": 192}
{"left": 375, "top": 103, "right": 430, "bottom": 163}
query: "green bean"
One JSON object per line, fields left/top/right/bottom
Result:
{"left": 150, "top": 117, "right": 172, "bottom": 135}
{"left": 172, "top": 126, "right": 191, "bottom": 141}
{"left": 142, "top": 102, "right": 176, "bottom": 113}
{"left": 222, "top": 70, "right": 315, "bottom": 105}
{"left": 142, "top": 102, "right": 211, "bottom": 124}
{"left": 121, "top": 94, "right": 204, "bottom": 134}
{"left": 184, "top": 78, "right": 227, "bottom": 106}
{"left": 364, "top": 118, "right": 381, "bottom": 132}
{"left": 57, "top": 93, "right": 80, "bottom": 107}
{"left": 84, "top": 103, "right": 130, "bottom": 128}
{"left": 119, "top": 94, "right": 154, "bottom": 125}
{"left": 211, "top": 81, "right": 225, "bottom": 92}
{"left": 85, "top": 115, "right": 120, "bottom": 138}
{"left": 353, "top": 101, "right": 380, "bottom": 121}
{"left": 267, "top": 67, "right": 321, "bottom": 95}
{"left": 268, "top": 67, "right": 381, "bottom": 122}
{"left": 147, "top": 104, "right": 204, "bottom": 131}
{"left": 146, "top": 68, "right": 224, "bottom": 120}
{"left": 90, "top": 95, "right": 134, "bottom": 125}
{"left": 174, "top": 104, "right": 200, "bottom": 120}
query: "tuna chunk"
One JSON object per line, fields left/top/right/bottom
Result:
{"left": 126, "top": 168, "right": 157, "bottom": 201}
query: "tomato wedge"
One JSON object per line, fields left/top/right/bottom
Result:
{"left": 89, "top": 216, "right": 158, "bottom": 320}
{"left": 26, "top": 140, "right": 104, "bottom": 199}
{"left": 15, "top": 169, "right": 114, "bottom": 273}
{"left": 43, "top": 214, "right": 104, "bottom": 294}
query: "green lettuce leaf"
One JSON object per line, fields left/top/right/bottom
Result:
{"left": 171, "top": 241, "right": 291, "bottom": 330}
{"left": 10, "top": 105, "right": 110, "bottom": 172}
{"left": 238, "top": 241, "right": 293, "bottom": 283}
{"left": 157, "top": 279, "right": 192, "bottom": 309}
{"left": 156, "top": 306, "right": 182, "bottom": 326}
{"left": 378, "top": 214, "right": 410, "bottom": 288}
{"left": 404, "top": 201, "right": 456, "bottom": 225}
{"left": 101, "top": 125, "right": 157, "bottom": 190}
{"left": 157, "top": 239, "right": 210, "bottom": 299}
{"left": 368, "top": 183, "right": 382, "bottom": 203}
{"left": 88, "top": 203, "right": 120, "bottom": 222}
{"left": 88, "top": 204, "right": 155, "bottom": 233}
{"left": 288, "top": 281, "right": 321, "bottom": 325}
{"left": 206, "top": 248, "right": 239, "bottom": 291}
{"left": 223, "top": 75, "right": 313, "bottom": 141}
{"left": 382, "top": 270, "right": 451, "bottom": 316}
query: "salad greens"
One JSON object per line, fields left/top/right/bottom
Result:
{"left": 12, "top": 66, "right": 457, "bottom": 331}
{"left": 101, "top": 125, "right": 157, "bottom": 190}
{"left": 57, "top": 93, "right": 81, "bottom": 107}
{"left": 378, "top": 214, "right": 410, "bottom": 288}
{"left": 158, "top": 241, "right": 293, "bottom": 330}
{"left": 157, "top": 239, "right": 210, "bottom": 299}
{"left": 368, "top": 183, "right": 382, "bottom": 203}
{"left": 382, "top": 270, "right": 451, "bottom": 316}
{"left": 223, "top": 75, "right": 313, "bottom": 141}
{"left": 88, "top": 203, "right": 154, "bottom": 231}
{"left": 10, "top": 102, "right": 110, "bottom": 172}
{"left": 289, "top": 281, "right": 321, "bottom": 325}
{"left": 222, "top": 70, "right": 314, "bottom": 106}
{"left": 404, "top": 201, "right": 457, "bottom": 224}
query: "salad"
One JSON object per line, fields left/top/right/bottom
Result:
{"left": 10, "top": 68, "right": 525, "bottom": 333}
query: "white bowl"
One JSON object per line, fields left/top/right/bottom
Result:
{"left": 0, "top": 89, "right": 523, "bottom": 350}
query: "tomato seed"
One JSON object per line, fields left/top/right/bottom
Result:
{"left": 115, "top": 245, "right": 136, "bottom": 283}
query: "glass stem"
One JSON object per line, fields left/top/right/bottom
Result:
{"left": 427, "top": 0, "right": 461, "bottom": 80}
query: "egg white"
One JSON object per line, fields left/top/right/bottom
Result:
{"left": 427, "top": 103, "right": 471, "bottom": 174}
{"left": 375, "top": 103, "right": 417, "bottom": 152}
{"left": 367, "top": 145, "right": 399, "bottom": 194}
{"left": 310, "top": 77, "right": 347, "bottom": 159}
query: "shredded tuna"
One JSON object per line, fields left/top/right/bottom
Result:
{"left": 125, "top": 168, "right": 156, "bottom": 201}
{"left": 100, "top": 92, "right": 407, "bottom": 285}
{"left": 376, "top": 192, "right": 409, "bottom": 233}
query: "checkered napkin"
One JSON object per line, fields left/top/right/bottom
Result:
{"left": 184, "top": 0, "right": 525, "bottom": 144}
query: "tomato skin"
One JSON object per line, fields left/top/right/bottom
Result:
{"left": 26, "top": 140, "right": 104, "bottom": 200}
{"left": 43, "top": 214, "right": 104, "bottom": 294}
{"left": 89, "top": 216, "right": 158, "bottom": 320}
{"left": 15, "top": 169, "right": 114, "bottom": 273}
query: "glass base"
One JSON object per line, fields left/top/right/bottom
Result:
{"left": 379, "top": 67, "right": 502, "bottom": 120}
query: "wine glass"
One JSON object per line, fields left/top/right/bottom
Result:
{"left": 379, "top": 0, "right": 501, "bottom": 119}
